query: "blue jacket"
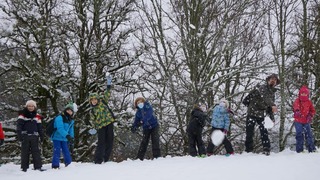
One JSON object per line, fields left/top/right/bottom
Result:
{"left": 51, "top": 114, "right": 74, "bottom": 141}
{"left": 133, "top": 101, "right": 158, "bottom": 130}
{"left": 211, "top": 105, "right": 230, "bottom": 130}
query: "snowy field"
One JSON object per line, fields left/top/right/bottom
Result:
{"left": 1, "top": 149, "right": 319, "bottom": 180}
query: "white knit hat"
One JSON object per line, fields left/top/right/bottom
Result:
{"left": 25, "top": 100, "right": 37, "bottom": 108}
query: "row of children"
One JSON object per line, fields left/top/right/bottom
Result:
{"left": 187, "top": 74, "right": 317, "bottom": 157}
{"left": 4, "top": 74, "right": 160, "bottom": 172}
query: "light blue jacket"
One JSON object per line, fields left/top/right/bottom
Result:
{"left": 211, "top": 105, "right": 230, "bottom": 130}
{"left": 51, "top": 114, "right": 74, "bottom": 141}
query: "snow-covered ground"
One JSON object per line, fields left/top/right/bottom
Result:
{"left": 1, "top": 149, "right": 319, "bottom": 180}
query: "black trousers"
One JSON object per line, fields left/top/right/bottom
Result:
{"left": 245, "top": 115, "right": 270, "bottom": 152}
{"left": 20, "top": 135, "right": 42, "bottom": 170}
{"left": 188, "top": 131, "right": 206, "bottom": 157}
{"left": 94, "top": 123, "right": 114, "bottom": 164}
{"left": 137, "top": 125, "right": 161, "bottom": 160}
{"left": 207, "top": 128, "right": 234, "bottom": 154}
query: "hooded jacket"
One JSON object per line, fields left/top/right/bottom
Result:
{"left": 187, "top": 107, "right": 208, "bottom": 134}
{"left": 247, "top": 82, "right": 277, "bottom": 118}
{"left": 133, "top": 101, "right": 158, "bottom": 130}
{"left": 293, "top": 86, "right": 316, "bottom": 124}
{"left": 89, "top": 86, "right": 115, "bottom": 129}
{"left": 51, "top": 112, "right": 74, "bottom": 141}
{"left": 16, "top": 108, "right": 43, "bottom": 141}
{"left": 211, "top": 104, "right": 230, "bottom": 130}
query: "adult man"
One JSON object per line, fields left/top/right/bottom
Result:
{"left": 243, "top": 74, "right": 280, "bottom": 155}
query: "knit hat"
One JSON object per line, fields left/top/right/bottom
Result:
{"left": 134, "top": 97, "right": 145, "bottom": 107}
{"left": 64, "top": 103, "right": 74, "bottom": 112}
{"left": 25, "top": 100, "right": 37, "bottom": 108}
{"left": 89, "top": 93, "right": 99, "bottom": 100}
{"left": 219, "top": 99, "right": 229, "bottom": 108}
{"left": 266, "top": 74, "right": 280, "bottom": 85}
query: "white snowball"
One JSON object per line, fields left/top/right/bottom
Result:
{"left": 211, "top": 130, "right": 225, "bottom": 146}
{"left": 264, "top": 116, "right": 274, "bottom": 129}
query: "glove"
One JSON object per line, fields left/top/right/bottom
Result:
{"left": 293, "top": 111, "right": 301, "bottom": 118}
{"left": 106, "top": 74, "right": 112, "bottom": 85}
{"left": 223, "top": 129, "right": 228, "bottom": 134}
{"left": 307, "top": 114, "right": 312, "bottom": 123}
{"left": 0, "top": 139, "right": 4, "bottom": 146}
{"left": 66, "top": 135, "right": 74, "bottom": 143}
{"left": 88, "top": 128, "right": 97, "bottom": 135}
{"left": 68, "top": 142, "right": 74, "bottom": 153}
{"left": 40, "top": 135, "right": 44, "bottom": 143}
{"left": 131, "top": 126, "right": 137, "bottom": 133}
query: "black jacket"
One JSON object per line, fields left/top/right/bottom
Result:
{"left": 187, "top": 108, "right": 208, "bottom": 134}
{"left": 246, "top": 83, "right": 277, "bottom": 118}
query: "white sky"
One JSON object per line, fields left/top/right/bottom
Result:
{"left": 1, "top": 149, "right": 319, "bottom": 180}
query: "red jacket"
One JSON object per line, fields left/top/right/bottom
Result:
{"left": 0, "top": 123, "right": 4, "bottom": 140}
{"left": 293, "top": 86, "right": 316, "bottom": 124}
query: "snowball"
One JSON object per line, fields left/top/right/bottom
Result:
{"left": 264, "top": 116, "right": 274, "bottom": 129}
{"left": 211, "top": 130, "right": 225, "bottom": 146}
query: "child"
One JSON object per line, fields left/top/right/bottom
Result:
{"left": 0, "top": 122, "right": 4, "bottom": 167}
{"left": 51, "top": 103, "right": 75, "bottom": 169}
{"left": 131, "top": 97, "right": 161, "bottom": 160}
{"left": 89, "top": 74, "right": 115, "bottom": 164}
{"left": 0, "top": 122, "right": 4, "bottom": 146}
{"left": 16, "top": 100, "right": 44, "bottom": 172}
{"left": 293, "top": 86, "right": 316, "bottom": 153}
{"left": 186, "top": 102, "right": 208, "bottom": 157}
{"left": 206, "top": 99, "right": 234, "bottom": 156}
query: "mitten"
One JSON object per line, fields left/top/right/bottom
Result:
{"left": 131, "top": 126, "right": 137, "bottom": 133}
{"left": 106, "top": 74, "right": 112, "bottom": 85}
{"left": 40, "top": 135, "right": 44, "bottom": 143}
{"left": 223, "top": 129, "right": 228, "bottom": 134}
{"left": 66, "top": 135, "right": 74, "bottom": 143}
{"left": 307, "top": 114, "right": 312, "bottom": 122}
{"left": 68, "top": 142, "right": 74, "bottom": 153}
{"left": 0, "top": 139, "right": 4, "bottom": 146}
{"left": 293, "top": 111, "right": 301, "bottom": 118}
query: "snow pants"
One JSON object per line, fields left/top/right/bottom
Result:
{"left": 188, "top": 130, "right": 206, "bottom": 157}
{"left": 94, "top": 123, "right": 114, "bottom": 164}
{"left": 294, "top": 122, "right": 316, "bottom": 153}
{"left": 245, "top": 115, "right": 270, "bottom": 152}
{"left": 20, "top": 135, "right": 42, "bottom": 170}
{"left": 207, "top": 128, "right": 234, "bottom": 154}
{"left": 137, "top": 125, "right": 161, "bottom": 160}
{"left": 52, "top": 140, "right": 71, "bottom": 168}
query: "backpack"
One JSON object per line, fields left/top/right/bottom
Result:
{"left": 45, "top": 114, "right": 67, "bottom": 137}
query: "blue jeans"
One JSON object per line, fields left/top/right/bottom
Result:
{"left": 52, "top": 140, "right": 72, "bottom": 168}
{"left": 294, "top": 122, "right": 316, "bottom": 153}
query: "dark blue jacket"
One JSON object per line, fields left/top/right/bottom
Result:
{"left": 16, "top": 108, "right": 43, "bottom": 140}
{"left": 133, "top": 101, "right": 158, "bottom": 130}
